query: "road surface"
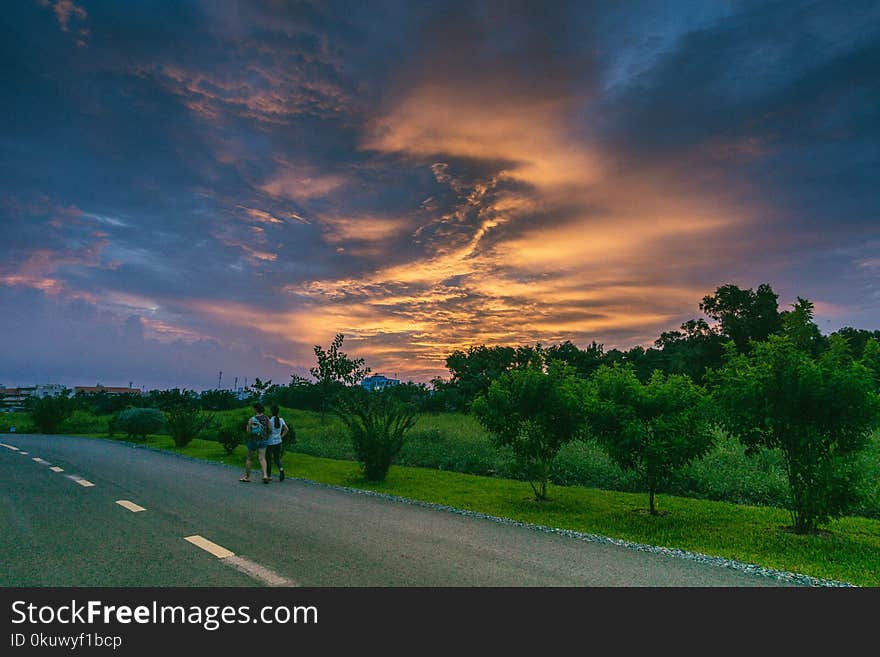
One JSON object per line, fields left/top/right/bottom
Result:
{"left": 0, "top": 434, "right": 795, "bottom": 586}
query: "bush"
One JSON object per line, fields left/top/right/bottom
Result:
{"left": 59, "top": 410, "right": 109, "bottom": 434}
{"left": 216, "top": 425, "right": 242, "bottom": 454}
{"left": 115, "top": 408, "right": 165, "bottom": 441}
{"left": 282, "top": 423, "right": 297, "bottom": 450}
{"left": 30, "top": 395, "right": 74, "bottom": 434}
{"left": 665, "top": 431, "right": 791, "bottom": 508}
{"left": 0, "top": 412, "right": 36, "bottom": 434}
{"left": 198, "top": 389, "right": 245, "bottom": 411}
{"left": 334, "top": 389, "right": 417, "bottom": 481}
{"left": 165, "top": 404, "right": 215, "bottom": 448}
{"left": 397, "top": 426, "right": 501, "bottom": 475}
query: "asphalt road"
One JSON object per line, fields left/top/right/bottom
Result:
{"left": 0, "top": 434, "right": 795, "bottom": 586}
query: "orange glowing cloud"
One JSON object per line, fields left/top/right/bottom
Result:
{"left": 259, "top": 79, "right": 759, "bottom": 378}
{"left": 363, "top": 82, "right": 601, "bottom": 189}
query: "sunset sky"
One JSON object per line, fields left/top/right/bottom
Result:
{"left": 2, "top": 1, "right": 879, "bottom": 390}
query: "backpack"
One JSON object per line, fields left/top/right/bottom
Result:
{"left": 251, "top": 415, "right": 269, "bottom": 439}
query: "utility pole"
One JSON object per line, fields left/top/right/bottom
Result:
{"left": 218, "top": 371, "right": 223, "bottom": 389}
{"left": 233, "top": 376, "right": 238, "bottom": 391}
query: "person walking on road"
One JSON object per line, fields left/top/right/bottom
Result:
{"left": 241, "top": 402, "right": 270, "bottom": 484}
{"left": 266, "top": 404, "right": 289, "bottom": 481}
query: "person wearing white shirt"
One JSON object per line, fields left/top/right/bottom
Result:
{"left": 266, "top": 404, "right": 289, "bottom": 481}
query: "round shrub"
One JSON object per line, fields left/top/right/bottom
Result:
{"left": 115, "top": 408, "right": 165, "bottom": 441}
{"left": 217, "top": 425, "right": 242, "bottom": 455}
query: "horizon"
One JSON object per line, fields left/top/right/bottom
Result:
{"left": 2, "top": 1, "right": 879, "bottom": 391}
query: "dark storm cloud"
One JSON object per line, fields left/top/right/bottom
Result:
{"left": 594, "top": 0, "right": 880, "bottom": 317}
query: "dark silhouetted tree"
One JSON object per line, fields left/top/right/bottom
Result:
{"left": 699, "top": 283, "right": 782, "bottom": 353}
{"left": 310, "top": 334, "right": 371, "bottom": 422}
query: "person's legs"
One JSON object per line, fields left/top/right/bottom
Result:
{"left": 241, "top": 448, "right": 254, "bottom": 481}
{"left": 275, "top": 444, "right": 285, "bottom": 481}
{"left": 267, "top": 444, "right": 283, "bottom": 479}
{"left": 258, "top": 447, "right": 268, "bottom": 482}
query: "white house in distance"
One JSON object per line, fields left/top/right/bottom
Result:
{"left": 0, "top": 383, "right": 67, "bottom": 412}
{"left": 360, "top": 374, "right": 401, "bottom": 391}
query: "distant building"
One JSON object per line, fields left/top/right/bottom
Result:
{"left": 0, "top": 388, "right": 30, "bottom": 412}
{"left": 74, "top": 385, "right": 142, "bottom": 396}
{"left": 361, "top": 374, "right": 400, "bottom": 391}
{"left": 0, "top": 384, "right": 67, "bottom": 412}
{"left": 34, "top": 384, "right": 66, "bottom": 398}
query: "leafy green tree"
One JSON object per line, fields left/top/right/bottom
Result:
{"left": 146, "top": 388, "right": 199, "bottom": 411}
{"left": 623, "top": 345, "right": 670, "bottom": 382}
{"left": 115, "top": 408, "right": 165, "bottom": 441}
{"left": 165, "top": 403, "right": 216, "bottom": 448}
{"left": 859, "top": 338, "right": 880, "bottom": 390}
{"left": 30, "top": 393, "right": 73, "bottom": 434}
{"left": 583, "top": 365, "right": 716, "bottom": 515}
{"left": 699, "top": 283, "right": 782, "bottom": 353}
{"left": 245, "top": 377, "right": 273, "bottom": 401}
{"left": 333, "top": 387, "right": 416, "bottom": 481}
{"left": 424, "top": 377, "right": 467, "bottom": 413}
{"left": 472, "top": 361, "right": 585, "bottom": 501}
{"left": 265, "top": 375, "right": 322, "bottom": 411}
{"left": 73, "top": 390, "right": 144, "bottom": 415}
{"left": 545, "top": 340, "right": 606, "bottom": 378}
{"left": 198, "top": 389, "right": 243, "bottom": 411}
{"left": 833, "top": 327, "right": 880, "bottom": 359}
{"left": 654, "top": 318, "right": 725, "bottom": 382}
{"left": 445, "top": 345, "right": 518, "bottom": 409}
{"left": 780, "top": 297, "right": 827, "bottom": 356}
{"left": 709, "top": 335, "right": 880, "bottom": 533}
{"left": 383, "top": 381, "right": 431, "bottom": 408}
{"left": 311, "top": 334, "right": 371, "bottom": 422}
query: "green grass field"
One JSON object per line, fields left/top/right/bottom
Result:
{"left": 68, "top": 430, "right": 880, "bottom": 586}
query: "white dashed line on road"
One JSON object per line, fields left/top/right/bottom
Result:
{"left": 115, "top": 500, "right": 146, "bottom": 513}
{"left": 0, "top": 443, "right": 19, "bottom": 450}
{"left": 65, "top": 474, "right": 95, "bottom": 487}
{"left": 32, "top": 457, "right": 48, "bottom": 464}
{"left": 50, "top": 466, "right": 64, "bottom": 472}
{"left": 19, "top": 451, "right": 28, "bottom": 455}
{"left": 185, "top": 534, "right": 235, "bottom": 558}
{"left": 224, "top": 556, "right": 293, "bottom": 587}
{"left": 183, "top": 535, "right": 294, "bottom": 586}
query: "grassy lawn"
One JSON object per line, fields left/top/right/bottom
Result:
{"left": 74, "top": 432, "right": 880, "bottom": 586}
